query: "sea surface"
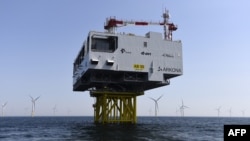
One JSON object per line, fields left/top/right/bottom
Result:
{"left": 0, "top": 116, "right": 249, "bottom": 141}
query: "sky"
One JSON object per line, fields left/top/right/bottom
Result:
{"left": 1, "top": 0, "right": 250, "bottom": 117}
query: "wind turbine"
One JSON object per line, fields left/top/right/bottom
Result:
{"left": 228, "top": 108, "right": 232, "bottom": 117}
{"left": 67, "top": 109, "right": 71, "bottom": 116}
{"left": 241, "top": 110, "right": 245, "bottom": 117}
{"left": 30, "top": 96, "right": 40, "bottom": 117}
{"left": 149, "top": 95, "right": 163, "bottom": 117}
{"left": 176, "top": 107, "right": 179, "bottom": 116}
{"left": 53, "top": 105, "right": 57, "bottom": 116}
{"left": 180, "top": 99, "right": 188, "bottom": 117}
{"left": 1, "top": 102, "right": 7, "bottom": 117}
{"left": 215, "top": 106, "right": 221, "bottom": 117}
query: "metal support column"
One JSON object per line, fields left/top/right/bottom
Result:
{"left": 91, "top": 91, "right": 143, "bottom": 123}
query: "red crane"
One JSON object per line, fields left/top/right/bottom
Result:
{"left": 104, "top": 9, "right": 177, "bottom": 40}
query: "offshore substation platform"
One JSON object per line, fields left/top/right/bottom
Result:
{"left": 73, "top": 9, "right": 183, "bottom": 123}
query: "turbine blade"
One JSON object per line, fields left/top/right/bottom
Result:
{"left": 148, "top": 97, "right": 157, "bottom": 102}
{"left": 35, "top": 96, "right": 40, "bottom": 101}
{"left": 29, "top": 95, "right": 34, "bottom": 101}
{"left": 179, "top": 105, "right": 182, "bottom": 110}
{"left": 3, "top": 102, "right": 7, "bottom": 107}
{"left": 157, "top": 95, "right": 163, "bottom": 101}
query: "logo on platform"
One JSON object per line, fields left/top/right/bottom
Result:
{"left": 120, "top": 48, "right": 131, "bottom": 54}
{"left": 141, "top": 51, "right": 151, "bottom": 56}
{"left": 158, "top": 67, "right": 181, "bottom": 73}
{"left": 162, "top": 53, "right": 174, "bottom": 58}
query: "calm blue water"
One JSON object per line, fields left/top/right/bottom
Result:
{"left": 0, "top": 116, "right": 249, "bottom": 141}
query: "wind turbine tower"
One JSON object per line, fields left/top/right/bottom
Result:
{"left": 180, "top": 100, "right": 188, "bottom": 117}
{"left": 149, "top": 95, "right": 163, "bottom": 117}
{"left": 215, "top": 106, "right": 221, "bottom": 117}
{"left": 30, "top": 96, "right": 40, "bottom": 117}
{"left": 241, "top": 110, "right": 245, "bottom": 117}
{"left": 1, "top": 102, "right": 7, "bottom": 117}
{"left": 228, "top": 108, "right": 232, "bottom": 117}
{"left": 53, "top": 105, "right": 57, "bottom": 116}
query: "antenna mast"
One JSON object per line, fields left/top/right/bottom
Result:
{"left": 163, "top": 9, "right": 170, "bottom": 40}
